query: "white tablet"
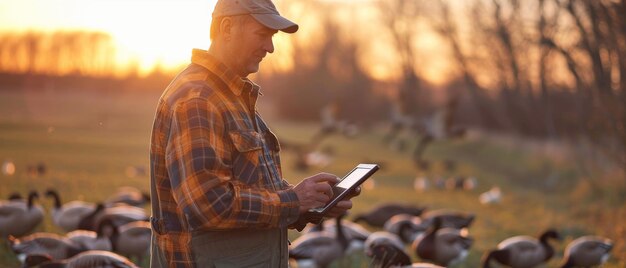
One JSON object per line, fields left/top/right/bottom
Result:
{"left": 307, "top": 163, "right": 379, "bottom": 216}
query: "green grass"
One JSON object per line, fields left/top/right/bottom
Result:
{"left": 1, "top": 89, "right": 624, "bottom": 267}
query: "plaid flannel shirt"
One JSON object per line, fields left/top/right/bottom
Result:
{"left": 149, "top": 49, "right": 302, "bottom": 267}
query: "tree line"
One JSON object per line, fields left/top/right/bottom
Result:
{"left": 262, "top": 0, "right": 625, "bottom": 175}
{"left": 0, "top": 0, "right": 624, "bottom": 173}
{"left": 0, "top": 31, "right": 116, "bottom": 76}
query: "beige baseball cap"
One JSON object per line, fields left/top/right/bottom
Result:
{"left": 212, "top": 0, "right": 298, "bottom": 33}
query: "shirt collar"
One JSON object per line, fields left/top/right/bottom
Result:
{"left": 190, "top": 48, "right": 261, "bottom": 97}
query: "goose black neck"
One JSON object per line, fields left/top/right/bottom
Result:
{"left": 417, "top": 217, "right": 442, "bottom": 262}
{"left": 539, "top": 230, "right": 558, "bottom": 260}
{"left": 45, "top": 189, "right": 62, "bottom": 208}
{"left": 27, "top": 191, "right": 39, "bottom": 209}
{"left": 99, "top": 218, "right": 120, "bottom": 252}
{"left": 77, "top": 203, "right": 104, "bottom": 231}
{"left": 397, "top": 221, "right": 415, "bottom": 243}
{"left": 335, "top": 216, "right": 348, "bottom": 250}
{"left": 481, "top": 251, "right": 494, "bottom": 268}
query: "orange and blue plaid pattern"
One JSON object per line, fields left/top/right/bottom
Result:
{"left": 149, "top": 49, "right": 301, "bottom": 267}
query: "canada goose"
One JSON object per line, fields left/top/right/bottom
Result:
{"left": 383, "top": 214, "right": 426, "bottom": 243}
{"left": 302, "top": 217, "right": 371, "bottom": 254}
{"left": 412, "top": 217, "right": 473, "bottom": 267}
{"left": 45, "top": 189, "right": 97, "bottom": 232}
{"left": 0, "top": 191, "right": 45, "bottom": 238}
{"left": 363, "top": 231, "right": 404, "bottom": 258}
{"left": 305, "top": 217, "right": 371, "bottom": 242}
{"left": 310, "top": 102, "right": 359, "bottom": 145}
{"left": 65, "top": 229, "right": 112, "bottom": 252}
{"left": 444, "top": 176, "right": 464, "bottom": 190}
{"left": 8, "top": 192, "right": 22, "bottom": 200}
{"left": 1, "top": 159, "right": 16, "bottom": 175}
{"left": 99, "top": 219, "right": 151, "bottom": 263}
{"left": 104, "top": 186, "right": 150, "bottom": 208}
{"left": 383, "top": 100, "right": 415, "bottom": 152}
{"left": 482, "top": 229, "right": 560, "bottom": 268}
{"left": 463, "top": 176, "right": 478, "bottom": 190}
{"left": 479, "top": 186, "right": 502, "bottom": 205}
{"left": 76, "top": 203, "right": 105, "bottom": 231}
{"left": 289, "top": 215, "right": 350, "bottom": 268}
{"left": 368, "top": 244, "right": 445, "bottom": 268}
{"left": 560, "top": 236, "right": 613, "bottom": 268}
{"left": 8, "top": 233, "right": 83, "bottom": 263}
{"left": 280, "top": 139, "right": 331, "bottom": 172}
{"left": 414, "top": 176, "right": 430, "bottom": 192}
{"left": 23, "top": 250, "right": 139, "bottom": 268}
{"left": 420, "top": 209, "right": 475, "bottom": 229}
{"left": 26, "top": 162, "right": 47, "bottom": 177}
{"left": 353, "top": 203, "right": 427, "bottom": 228}
{"left": 412, "top": 98, "right": 466, "bottom": 166}
{"left": 77, "top": 203, "right": 148, "bottom": 231}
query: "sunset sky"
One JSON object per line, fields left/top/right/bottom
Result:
{"left": 0, "top": 0, "right": 217, "bottom": 74}
{"left": 0, "top": 0, "right": 456, "bottom": 84}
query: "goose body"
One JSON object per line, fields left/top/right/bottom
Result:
{"left": 304, "top": 218, "right": 371, "bottom": 242}
{"left": 289, "top": 216, "right": 349, "bottom": 268}
{"left": 412, "top": 217, "right": 473, "bottom": 267}
{"left": 0, "top": 191, "right": 45, "bottom": 238}
{"left": 104, "top": 186, "right": 150, "bottom": 208}
{"left": 9, "top": 232, "right": 83, "bottom": 263}
{"left": 66, "top": 230, "right": 112, "bottom": 251}
{"left": 104, "top": 220, "right": 151, "bottom": 261}
{"left": 24, "top": 250, "right": 139, "bottom": 268}
{"left": 46, "top": 189, "right": 97, "bottom": 232}
{"left": 368, "top": 244, "right": 445, "bottom": 268}
{"left": 482, "top": 229, "right": 560, "bottom": 268}
{"left": 353, "top": 203, "right": 427, "bottom": 228}
{"left": 561, "top": 236, "right": 613, "bottom": 268}
{"left": 479, "top": 186, "right": 502, "bottom": 205}
{"left": 78, "top": 204, "right": 148, "bottom": 231}
{"left": 420, "top": 209, "right": 475, "bottom": 229}
{"left": 384, "top": 214, "right": 426, "bottom": 243}
{"left": 364, "top": 231, "right": 405, "bottom": 257}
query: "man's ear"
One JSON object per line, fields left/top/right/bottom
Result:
{"left": 220, "top": 17, "right": 233, "bottom": 41}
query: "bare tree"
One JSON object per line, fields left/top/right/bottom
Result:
{"left": 431, "top": 0, "right": 507, "bottom": 130}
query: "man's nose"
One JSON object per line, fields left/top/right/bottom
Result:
{"left": 263, "top": 38, "right": 274, "bottom": 54}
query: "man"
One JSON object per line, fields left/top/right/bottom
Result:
{"left": 149, "top": 0, "right": 358, "bottom": 267}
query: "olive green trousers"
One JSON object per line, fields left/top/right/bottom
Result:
{"left": 150, "top": 228, "right": 289, "bottom": 268}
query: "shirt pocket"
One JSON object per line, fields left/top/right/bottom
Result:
{"left": 229, "top": 130, "right": 263, "bottom": 185}
{"left": 264, "top": 130, "right": 281, "bottom": 152}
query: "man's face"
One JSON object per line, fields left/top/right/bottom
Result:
{"left": 228, "top": 16, "right": 277, "bottom": 77}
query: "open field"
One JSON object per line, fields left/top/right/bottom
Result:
{"left": 0, "top": 88, "right": 624, "bottom": 267}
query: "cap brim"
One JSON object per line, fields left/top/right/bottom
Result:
{"left": 251, "top": 13, "right": 298, "bottom": 34}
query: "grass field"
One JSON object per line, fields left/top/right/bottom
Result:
{"left": 0, "top": 88, "right": 624, "bottom": 267}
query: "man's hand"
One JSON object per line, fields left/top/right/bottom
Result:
{"left": 293, "top": 173, "right": 338, "bottom": 213}
{"left": 324, "top": 185, "right": 360, "bottom": 218}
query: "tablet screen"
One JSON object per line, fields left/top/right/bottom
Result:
{"left": 336, "top": 167, "right": 372, "bottom": 189}
{"left": 307, "top": 163, "right": 378, "bottom": 215}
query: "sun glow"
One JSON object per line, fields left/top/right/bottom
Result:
{"left": 0, "top": 0, "right": 216, "bottom": 76}
{"left": 0, "top": 0, "right": 455, "bottom": 85}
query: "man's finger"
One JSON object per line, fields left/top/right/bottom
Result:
{"left": 313, "top": 182, "right": 333, "bottom": 197}
{"left": 334, "top": 200, "right": 353, "bottom": 210}
{"left": 350, "top": 186, "right": 361, "bottom": 196}
{"left": 315, "top": 194, "right": 330, "bottom": 204}
{"left": 308, "top": 173, "right": 339, "bottom": 183}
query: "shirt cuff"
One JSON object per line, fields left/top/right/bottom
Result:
{"left": 277, "top": 188, "right": 300, "bottom": 228}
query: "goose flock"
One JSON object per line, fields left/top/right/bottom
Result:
{"left": 0, "top": 187, "right": 150, "bottom": 268}
{"left": 1, "top": 188, "right": 615, "bottom": 268}
{"left": 287, "top": 203, "right": 614, "bottom": 268}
